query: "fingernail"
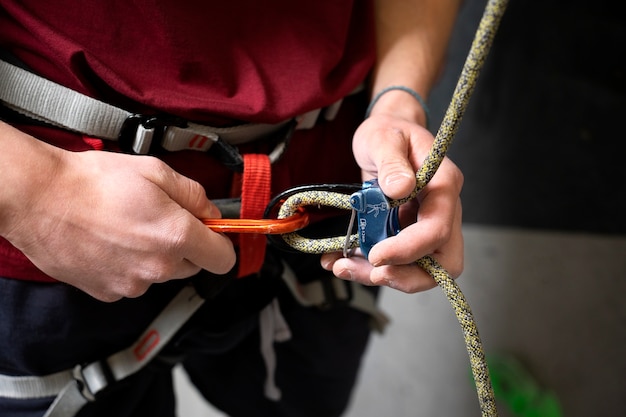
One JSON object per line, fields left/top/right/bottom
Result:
{"left": 321, "top": 259, "right": 333, "bottom": 271}
{"left": 207, "top": 204, "right": 222, "bottom": 219}
{"left": 370, "top": 257, "right": 382, "bottom": 267}
{"left": 385, "top": 172, "right": 412, "bottom": 186}
{"left": 336, "top": 268, "right": 354, "bottom": 281}
{"left": 369, "top": 274, "right": 384, "bottom": 285}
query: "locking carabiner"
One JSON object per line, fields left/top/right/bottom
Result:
{"left": 201, "top": 182, "right": 400, "bottom": 254}
{"left": 202, "top": 208, "right": 310, "bottom": 234}
{"left": 201, "top": 184, "right": 361, "bottom": 236}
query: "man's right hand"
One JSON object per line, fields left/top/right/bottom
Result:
{"left": 0, "top": 121, "right": 236, "bottom": 302}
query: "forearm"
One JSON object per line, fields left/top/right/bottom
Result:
{"left": 371, "top": 0, "right": 461, "bottom": 125}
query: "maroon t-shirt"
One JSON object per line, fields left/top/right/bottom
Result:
{"left": 0, "top": 1, "right": 375, "bottom": 281}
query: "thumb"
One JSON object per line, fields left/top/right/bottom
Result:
{"left": 354, "top": 119, "right": 417, "bottom": 200}
{"left": 142, "top": 157, "right": 220, "bottom": 219}
{"left": 378, "top": 163, "right": 416, "bottom": 200}
{"left": 140, "top": 158, "right": 236, "bottom": 274}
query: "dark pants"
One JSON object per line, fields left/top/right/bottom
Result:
{"left": 0, "top": 252, "right": 374, "bottom": 417}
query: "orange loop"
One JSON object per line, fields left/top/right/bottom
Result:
{"left": 202, "top": 209, "right": 309, "bottom": 234}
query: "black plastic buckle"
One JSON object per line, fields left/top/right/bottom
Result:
{"left": 208, "top": 119, "right": 297, "bottom": 173}
{"left": 118, "top": 114, "right": 188, "bottom": 154}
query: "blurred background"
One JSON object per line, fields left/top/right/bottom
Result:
{"left": 175, "top": 0, "right": 626, "bottom": 415}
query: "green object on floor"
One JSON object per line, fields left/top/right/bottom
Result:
{"left": 483, "top": 354, "right": 563, "bottom": 417}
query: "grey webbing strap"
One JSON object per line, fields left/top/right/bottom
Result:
{"left": 0, "top": 369, "right": 74, "bottom": 399}
{"left": 280, "top": 262, "right": 390, "bottom": 333}
{"left": 0, "top": 59, "right": 338, "bottom": 154}
{"left": 0, "top": 284, "right": 205, "bottom": 417}
{"left": 0, "top": 60, "right": 130, "bottom": 140}
{"left": 43, "top": 380, "right": 89, "bottom": 417}
{"left": 258, "top": 299, "right": 291, "bottom": 401}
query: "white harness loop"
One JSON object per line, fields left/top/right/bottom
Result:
{"left": 0, "top": 284, "right": 204, "bottom": 416}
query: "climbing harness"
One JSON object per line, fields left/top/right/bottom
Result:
{"left": 0, "top": 0, "right": 508, "bottom": 415}
{"left": 0, "top": 267, "right": 385, "bottom": 417}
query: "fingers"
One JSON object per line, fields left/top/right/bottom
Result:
{"left": 353, "top": 117, "right": 418, "bottom": 199}
{"left": 370, "top": 264, "right": 440, "bottom": 293}
{"left": 322, "top": 242, "right": 461, "bottom": 294}
{"left": 368, "top": 127, "right": 417, "bottom": 199}
{"left": 369, "top": 177, "right": 462, "bottom": 267}
{"left": 320, "top": 193, "right": 463, "bottom": 294}
{"left": 171, "top": 214, "right": 237, "bottom": 275}
{"left": 322, "top": 252, "right": 439, "bottom": 294}
{"left": 138, "top": 156, "right": 236, "bottom": 274}
{"left": 6, "top": 149, "right": 236, "bottom": 302}
{"left": 92, "top": 214, "right": 236, "bottom": 302}
{"left": 139, "top": 156, "right": 222, "bottom": 220}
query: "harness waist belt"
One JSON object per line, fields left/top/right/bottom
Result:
{"left": 0, "top": 59, "right": 351, "bottom": 154}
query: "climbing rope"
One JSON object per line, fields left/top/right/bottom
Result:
{"left": 276, "top": 0, "right": 509, "bottom": 416}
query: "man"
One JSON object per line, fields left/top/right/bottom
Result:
{"left": 0, "top": 1, "right": 463, "bottom": 415}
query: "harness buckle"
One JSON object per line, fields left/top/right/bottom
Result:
{"left": 119, "top": 114, "right": 188, "bottom": 154}
{"left": 347, "top": 179, "right": 401, "bottom": 259}
{"left": 72, "top": 360, "right": 116, "bottom": 402}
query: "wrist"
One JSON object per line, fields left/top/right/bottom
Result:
{"left": 0, "top": 122, "right": 65, "bottom": 237}
{"left": 366, "top": 86, "right": 431, "bottom": 128}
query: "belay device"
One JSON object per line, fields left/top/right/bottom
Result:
{"left": 349, "top": 179, "right": 401, "bottom": 259}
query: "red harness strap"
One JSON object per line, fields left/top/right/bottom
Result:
{"left": 236, "top": 154, "right": 272, "bottom": 277}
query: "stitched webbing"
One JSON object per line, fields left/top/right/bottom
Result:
{"left": 238, "top": 154, "right": 272, "bottom": 277}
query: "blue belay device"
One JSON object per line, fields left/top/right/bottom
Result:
{"left": 349, "top": 179, "right": 401, "bottom": 259}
